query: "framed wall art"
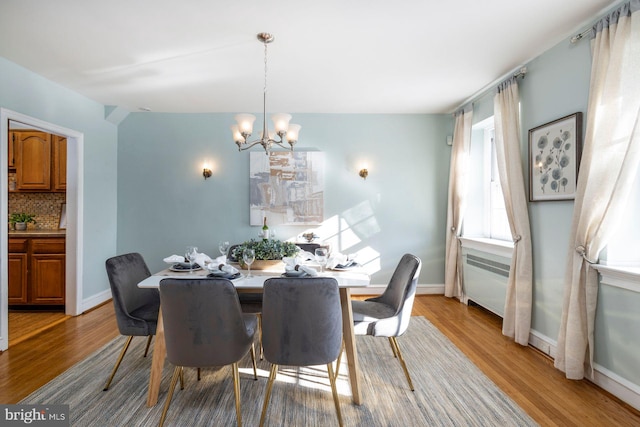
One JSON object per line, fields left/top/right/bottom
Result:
{"left": 249, "top": 151, "right": 324, "bottom": 225}
{"left": 528, "top": 112, "right": 583, "bottom": 201}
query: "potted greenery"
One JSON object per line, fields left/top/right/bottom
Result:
{"left": 231, "top": 238, "right": 299, "bottom": 270}
{"left": 10, "top": 213, "right": 36, "bottom": 231}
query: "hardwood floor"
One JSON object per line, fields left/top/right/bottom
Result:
{"left": 0, "top": 301, "right": 118, "bottom": 403}
{"left": 1, "top": 295, "right": 638, "bottom": 426}
{"left": 8, "top": 310, "right": 69, "bottom": 346}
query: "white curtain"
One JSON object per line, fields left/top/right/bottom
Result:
{"left": 493, "top": 79, "right": 533, "bottom": 345}
{"left": 555, "top": 1, "right": 640, "bottom": 380}
{"left": 444, "top": 105, "right": 473, "bottom": 298}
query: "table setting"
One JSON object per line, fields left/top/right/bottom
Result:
{"left": 139, "top": 242, "right": 371, "bottom": 408}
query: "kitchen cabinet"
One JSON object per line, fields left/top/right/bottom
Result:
{"left": 9, "top": 130, "right": 66, "bottom": 192}
{"left": 8, "top": 235, "right": 65, "bottom": 306}
{"left": 52, "top": 135, "right": 67, "bottom": 191}
{"left": 14, "top": 130, "right": 52, "bottom": 190}
{"left": 8, "top": 239, "right": 28, "bottom": 304}
{"left": 8, "top": 131, "right": 16, "bottom": 168}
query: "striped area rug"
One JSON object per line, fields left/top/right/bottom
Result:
{"left": 21, "top": 317, "right": 537, "bottom": 426}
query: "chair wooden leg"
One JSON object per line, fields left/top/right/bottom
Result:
{"left": 334, "top": 340, "right": 345, "bottom": 380}
{"left": 257, "top": 313, "right": 263, "bottom": 360}
{"left": 327, "top": 363, "right": 344, "bottom": 427}
{"left": 231, "top": 362, "right": 243, "bottom": 427}
{"left": 388, "top": 337, "right": 398, "bottom": 358}
{"left": 259, "top": 364, "right": 278, "bottom": 427}
{"left": 103, "top": 336, "right": 133, "bottom": 391}
{"left": 197, "top": 368, "right": 201, "bottom": 381}
{"left": 250, "top": 344, "right": 258, "bottom": 380}
{"left": 159, "top": 366, "right": 181, "bottom": 427}
{"left": 390, "top": 337, "right": 414, "bottom": 391}
{"left": 143, "top": 335, "right": 153, "bottom": 357}
{"left": 179, "top": 366, "right": 184, "bottom": 390}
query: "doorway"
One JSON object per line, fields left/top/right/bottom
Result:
{"left": 1, "top": 109, "right": 84, "bottom": 351}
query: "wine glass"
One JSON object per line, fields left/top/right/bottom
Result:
{"left": 315, "top": 247, "right": 328, "bottom": 274}
{"left": 243, "top": 249, "right": 255, "bottom": 278}
{"left": 218, "top": 241, "right": 230, "bottom": 258}
{"left": 185, "top": 246, "right": 198, "bottom": 274}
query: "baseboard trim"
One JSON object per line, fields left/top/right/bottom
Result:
{"left": 527, "top": 329, "right": 640, "bottom": 411}
{"left": 81, "top": 289, "right": 111, "bottom": 313}
{"left": 528, "top": 329, "right": 557, "bottom": 359}
{"left": 592, "top": 364, "right": 640, "bottom": 411}
{"left": 350, "top": 283, "right": 444, "bottom": 295}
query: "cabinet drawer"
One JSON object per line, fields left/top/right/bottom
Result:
{"left": 31, "top": 238, "right": 65, "bottom": 254}
{"left": 9, "top": 238, "right": 28, "bottom": 253}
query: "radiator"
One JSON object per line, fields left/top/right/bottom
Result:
{"left": 462, "top": 250, "right": 511, "bottom": 317}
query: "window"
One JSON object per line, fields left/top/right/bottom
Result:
{"left": 463, "top": 116, "right": 511, "bottom": 241}
{"left": 600, "top": 162, "right": 640, "bottom": 268}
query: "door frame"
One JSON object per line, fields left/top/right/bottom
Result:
{"left": 0, "top": 108, "right": 84, "bottom": 351}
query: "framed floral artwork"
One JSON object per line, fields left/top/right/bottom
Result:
{"left": 528, "top": 112, "right": 583, "bottom": 201}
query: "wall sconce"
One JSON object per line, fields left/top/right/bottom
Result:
{"left": 359, "top": 168, "right": 369, "bottom": 180}
{"left": 202, "top": 163, "right": 212, "bottom": 180}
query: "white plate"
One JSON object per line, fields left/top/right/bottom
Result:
{"left": 169, "top": 265, "right": 202, "bottom": 272}
{"left": 328, "top": 266, "right": 356, "bottom": 271}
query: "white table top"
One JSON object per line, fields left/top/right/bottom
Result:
{"left": 138, "top": 265, "right": 370, "bottom": 289}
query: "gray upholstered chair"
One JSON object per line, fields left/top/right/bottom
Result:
{"left": 348, "top": 253, "right": 422, "bottom": 391}
{"left": 228, "top": 243, "right": 265, "bottom": 358}
{"left": 158, "top": 278, "right": 258, "bottom": 427}
{"left": 259, "top": 277, "right": 343, "bottom": 427}
{"left": 103, "top": 252, "right": 160, "bottom": 391}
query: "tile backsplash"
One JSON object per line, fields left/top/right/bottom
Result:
{"left": 8, "top": 192, "right": 66, "bottom": 230}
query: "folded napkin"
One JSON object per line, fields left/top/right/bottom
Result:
{"left": 206, "top": 255, "right": 239, "bottom": 275}
{"left": 194, "top": 252, "right": 213, "bottom": 269}
{"left": 297, "top": 250, "right": 316, "bottom": 261}
{"left": 282, "top": 256, "right": 318, "bottom": 277}
{"left": 327, "top": 252, "right": 358, "bottom": 269}
{"left": 163, "top": 254, "right": 185, "bottom": 264}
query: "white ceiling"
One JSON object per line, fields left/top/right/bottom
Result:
{"left": 0, "top": 0, "right": 616, "bottom": 114}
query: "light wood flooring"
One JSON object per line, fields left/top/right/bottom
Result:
{"left": 1, "top": 296, "right": 639, "bottom": 426}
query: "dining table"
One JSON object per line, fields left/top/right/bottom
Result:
{"left": 137, "top": 263, "right": 370, "bottom": 407}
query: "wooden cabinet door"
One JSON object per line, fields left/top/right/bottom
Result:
{"left": 30, "top": 254, "right": 65, "bottom": 304}
{"left": 8, "top": 254, "right": 28, "bottom": 304}
{"left": 15, "top": 131, "right": 51, "bottom": 190}
{"left": 52, "top": 135, "right": 67, "bottom": 191}
{"left": 8, "top": 131, "right": 16, "bottom": 168}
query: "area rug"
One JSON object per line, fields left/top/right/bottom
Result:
{"left": 21, "top": 317, "right": 537, "bottom": 426}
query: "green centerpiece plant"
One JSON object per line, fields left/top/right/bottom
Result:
{"left": 232, "top": 238, "right": 299, "bottom": 269}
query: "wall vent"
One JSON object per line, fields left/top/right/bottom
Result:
{"left": 466, "top": 254, "right": 510, "bottom": 277}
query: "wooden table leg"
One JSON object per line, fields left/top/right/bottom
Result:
{"left": 146, "top": 308, "right": 166, "bottom": 407}
{"left": 340, "top": 288, "right": 362, "bottom": 405}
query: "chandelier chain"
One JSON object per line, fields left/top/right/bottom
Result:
{"left": 263, "top": 41, "right": 268, "bottom": 96}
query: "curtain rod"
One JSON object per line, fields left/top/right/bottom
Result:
{"left": 451, "top": 66, "right": 527, "bottom": 114}
{"left": 570, "top": 28, "right": 592, "bottom": 44}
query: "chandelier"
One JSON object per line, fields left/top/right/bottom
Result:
{"left": 231, "top": 33, "right": 301, "bottom": 155}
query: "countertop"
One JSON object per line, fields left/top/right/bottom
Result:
{"left": 9, "top": 230, "right": 66, "bottom": 238}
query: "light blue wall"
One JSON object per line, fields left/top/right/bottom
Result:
{"left": 0, "top": 56, "right": 119, "bottom": 299}
{"left": 520, "top": 37, "right": 592, "bottom": 339}
{"left": 117, "top": 113, "right": 453, "bottom": 285}
{"left": 468, "top": 36, "right": 592, "bottom": 341}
